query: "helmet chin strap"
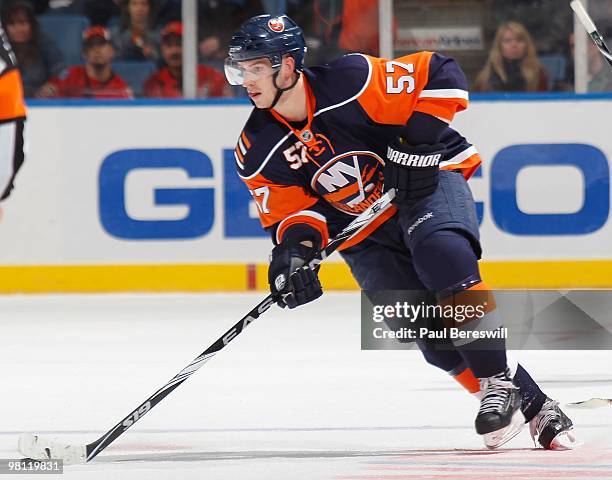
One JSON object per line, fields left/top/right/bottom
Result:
{"left": 259, "top": 71, "right": 300, "bottom": 110}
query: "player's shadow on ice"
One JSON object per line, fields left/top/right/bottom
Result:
{"left": 93, "top": 447, "right": 538, "bottom": 464}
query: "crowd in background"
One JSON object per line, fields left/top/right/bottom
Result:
{"left": 1, "top": 0, "right": 611, "bottom": 99}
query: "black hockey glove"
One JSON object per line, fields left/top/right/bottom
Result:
{"left": 268, "top": 239, "right": 323, "bottom": 309}
{"left": 384, "top": 137, "right": 446, "bottom": 208}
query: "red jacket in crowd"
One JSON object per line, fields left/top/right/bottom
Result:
{"left": 144, "top": 64, "right": 228, "bottom": 98}
{"left": 41, "top": 66, "right": 132, "bottom": 99}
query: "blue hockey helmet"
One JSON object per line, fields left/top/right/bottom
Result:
{"left": 225, "top": 14, "right": 307, "bottom": 86}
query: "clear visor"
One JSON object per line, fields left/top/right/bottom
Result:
{"left": 224, "top": 58, "right": 280, "bottom": 86}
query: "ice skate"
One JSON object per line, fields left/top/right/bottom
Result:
{"left": 530, "top": 398, "right": 580, "bottom": 450}
{"left": 475, "top": 368, "right": 525, "bottom": 449}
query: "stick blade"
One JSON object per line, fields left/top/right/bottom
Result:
{"left": 18, "top": 433, "right": 87, "bottom": 465}
{"left": 565, "top": 397, "right": 612, "bottom": 409}
{"left": 570, "top": 0, "right": 597, "bottom": 33}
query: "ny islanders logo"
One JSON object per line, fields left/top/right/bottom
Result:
{"left": 268, "top": 18, "right": 285, "bottom": 32}
{"left": 311, "top": 151, "right": 385, "bottom": 215}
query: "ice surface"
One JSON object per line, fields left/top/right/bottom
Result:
{"left": 0, "top": 292, "right": 611, "bottom": 479}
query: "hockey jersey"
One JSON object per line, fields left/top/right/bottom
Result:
{"left": 0, "top": 26, "right": 26, "bottom": 200}
{"left": 235, "top": 52, "right": 481, "bottom": 250}
{"left": 0, "top": 26, "right": 26, "bottom": 122}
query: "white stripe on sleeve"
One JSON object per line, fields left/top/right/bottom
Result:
{"left": 419, "top": 88, "right": 469, "bottom": 100}
{"left": 276, "top": 210, "right": 328, "bottom": 244}
{"left": 440, "top": 146, "right": 478, "bottom": 167}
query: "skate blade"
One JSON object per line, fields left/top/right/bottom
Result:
{"left": 549, "top": 429, "right": 582, "bottom": 450}
{"left": 483, "top": 409, "right": 526, "bottom": 450}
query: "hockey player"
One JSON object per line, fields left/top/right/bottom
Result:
{"left": 225, "top": 15, "right": 576, "bottom": 450}
{"left": 0, "top": 24, "right": 26, "bottom": 214}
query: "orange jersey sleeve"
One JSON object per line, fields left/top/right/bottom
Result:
{"left": 242, "top": 173, "right": 318, "bottom": 227}
{"left": 0, "top": 69, "right": 26, "bottom": 122}
{"left": 241, "top": 172, "right": 332, "bottom": 246}
{"left": 0, "top": 27, "right": 25, "bottom": 121}
{"left": 357, "top": 52, "right": 469, "bottom": 125}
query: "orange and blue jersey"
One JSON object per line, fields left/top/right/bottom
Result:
{"left": 235, "top": 51, "right": 481, "bottom": 249}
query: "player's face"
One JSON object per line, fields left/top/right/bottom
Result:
{"left": 238, "top": 57, "right": 293, "bottom": 109}
{"left": 239, "top": 59, "right": 276, "bottom": 107}
{"left": 500, "top": 29, "right": 527, "bottom": 60}
{"left": 6, "top": 13, "right": 31, "bottom": 44}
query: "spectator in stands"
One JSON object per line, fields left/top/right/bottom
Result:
{"left": 42, "top": 0, "right": 86, "bottom": 16}
{"left": 486, "top": 0, "right": 572, "bottom": 57}
{"left": 556, "top": 32, "right": 574, "bottom": 92}
{"left": 287, "top": 0, "right": 344, "bottom": 65}
{"left": 474, "top": 21, "right": 549, "bottom": 92}
{"left": 38, "top": 26, "right": 132, "bottom": 98}
{"left": 197, "top": 0, "right": 264, "bottom": 66}
{"left": 111, "top": 0, "right": 159, "bottom": 61}
{"left": 20, "top": 0, "right": 48, "bottom": 15}
{"left": 1, "top": 0, "right": 65, "bottom": 97}
{"left": 144, "top": 21, "right": 229, "bottom": 98}
{"left": 41, "top": 0, "right": 121, "bottom": 27}
{"left": 155, "top": 0, "right": 181, "bottom": 26}
{"left": 288, "top": 0, "right": 394, "bottom": 66}
{"left": 588, "top": 39, "right": 612, "bottom": 92}
{"left": 84, "top": 0, "right": 121, "bottom": 26}
{"left": 337, "top": 0, "right": 389, "bottom": 56}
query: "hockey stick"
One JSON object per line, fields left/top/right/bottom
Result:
{"left": 571, "top": 0, "right": 612, "bottom": 68}
{"left": 18, "top": 189, "right": 396, "bottom": 465}
{"left": 566, "top": 397, "right": 612, "bottom": 409}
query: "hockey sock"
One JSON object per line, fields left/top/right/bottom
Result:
{"left": 513, "top": 363, "right": 548, "bottom": 422}
{"left": 411, "top": 231, "right": 508, "bottom": 378}
{"left": 440, "top": 282, "right": 508, "bottom": 378}
{"left": 450, "top": 363, "right": 481, "bottom": 395}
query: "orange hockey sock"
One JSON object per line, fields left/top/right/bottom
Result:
{"left": 452, "top": 366, "right": 480, "bottom": 394}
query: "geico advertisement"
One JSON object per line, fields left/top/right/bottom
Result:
{"left": 0, "top": 99, "right": 610, "bottom": 264}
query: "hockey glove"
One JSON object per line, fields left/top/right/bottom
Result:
{"left": 384, "top": 137, "right": 446, "bottom": 208}
{"left": 268, "top": 239, "right": 323, "bottom": 309}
